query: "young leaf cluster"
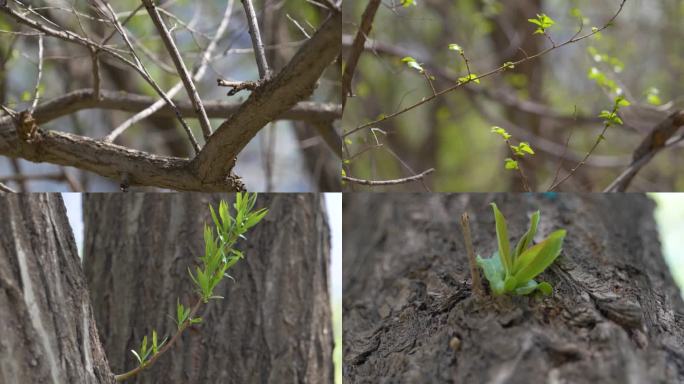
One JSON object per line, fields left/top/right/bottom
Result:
{"left": 491, "top": 126, "right": 535, "bottom": 171}
{"left": 130, "top": 330, "right": 167, "bottom": 368}
{"left": 598, "top": 95, "right": 630, "bottom": 129}
{"left": 528, "top": 13, "right": 555, "bottom": 35}
{"left": 476, "top": 203, "right": 566, "bottom": 296}
{"left": 188, "top": 193, "right": 268, "bottom": 303}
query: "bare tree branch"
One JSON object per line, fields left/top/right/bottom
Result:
{"left": 240, "top": 0, "right": 270, "bottom": 79}
{"left": 0, "top": 116, "right": 242, "bottom": 191}
{"left": 341, "top": 0, "right": 380, "bottom": 109}
{"left": 342, "top": 168, "right": 434, "bottom": 186}
{"left": 604, "top": 110, "right": 684, "bottom": 192}
{"left": 0, "top": 180, "right": 16, "bottom": 193}
{"left": 31, "top": 89, "right": 340, "bottom": 125}
{"left": 194, "top": 12, "right": 340, "bottom": 184}
{"left": 141, "top": 0, "right": 213, "bottom": 139}
{"left": 28, "top": 33, "right": 43, "bottom": 113}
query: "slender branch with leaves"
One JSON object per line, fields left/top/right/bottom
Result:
{"left": 114, "top": 192, "right": 268, "bottom": 382}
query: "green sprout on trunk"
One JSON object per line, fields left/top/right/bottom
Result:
{"left": 476, "top": 203, "right": 566, "bottom": 296}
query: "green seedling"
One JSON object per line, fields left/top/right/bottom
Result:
{"left": 476, "top": 203, "right": 566, "bottom": 296}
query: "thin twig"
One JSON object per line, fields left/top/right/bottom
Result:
{"left": 99, "top": 1, "right": 200, "bottom": 152}
{"left": 28, "top": 33, "right": 43, "bottom": 113}
{"left": 240, "top": 0, "right": 270, "bottom": 79}
{"left": 0, "top": 181, "right": 16, "bottom": 193}
{"left": 343, "top": 0, "right": 627, "bottom": 138}
{"left": 460, "top": 212, "right": 483, "bottom": 298}
{"left": 341, "top": 0, "right": 380, "bottom": 109}
{"left": 114, "top": 297, "right": 203, "bottom": 382}
{"left": 107, "top": 0, "right": 234, "bottom": 144}
{"left": 90, "top": 47, "right": 101, "bottom": 100}
{"left": 342, "top": 168, "right": 434, "bottom": 186}
{"left": 141, "top": 0, "right": 213, "bottom": 140}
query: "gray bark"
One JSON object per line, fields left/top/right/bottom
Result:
{"left": 83, "top": 193, "right": 333, "bottom": 383}
{"left": 343, "top": 193, "right": 684, "bottom": 383}
{"left": 0, "top": 193, "right": 114, "bottom": 384}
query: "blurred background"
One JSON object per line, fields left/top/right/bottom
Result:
{"left": 1, "top": 0, "right": 340, "bottom": 191}
{"left": 63, "top": 192, "right": 343, "bottom": 383}
{"left": 343, "top": 0, "right": 683, "bottom": 191}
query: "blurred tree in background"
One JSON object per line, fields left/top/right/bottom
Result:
{"left": 343, "top": 0, "right": 683, "bottom": 191}
{"left": 0, "top": 0, "right": 341, "bottom": 192}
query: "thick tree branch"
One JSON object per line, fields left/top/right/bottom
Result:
{"left": 31, "top": 89, "right": 340, "bottom": 125}
{"left": 604, "top": 110, "right": 684, "bottom": 192}
{"left": 194, "top": 12, "right": 341, "bottom": 183}
{"left": 141, "top": 0, "right": 213, "bottom": 139}
{"left": 0, "top": 116, "right": 243, "bottom": 191}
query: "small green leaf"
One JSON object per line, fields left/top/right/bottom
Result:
{"left": 518, "top": 142, "right": 535, "bottom": 155}
{"left": 401, "top": 0, "right": 416, "bottom": 7}
{"left": 491, "top": 126, "right": 511, "bottom": 140}
{"left": 503, "top": 61, "right": 515, "bottom": 69}
{"left": 401, "top": 56, "right": 424, "bottom": 73}
{"left": 458, "top": 73, "right": 479, "bottom": 84}
{"left": 490, "top": 203, "right": 512, "bottom": 275}
{"left": 504, "top": 158, "right": 519, "bottom": 170}
{"left": 131, "top": 350, "right": 143, "bottom": 366}
{"left": 476, "top": 253, "right": 505, "bottom": 295}
{"left": 448, "top": 43, "right": 463, "bottom": 53}
{"left": 512, "top": 229, "right": 566, "bottom": 282}
{"left": 615, "top": 96, "right": 630, "bottom": 107}
{"left": 513, "top": 210, "right": 540, "bottom": 259}
{"left": 537, "top": 281, "right": 553, "bottom": 295}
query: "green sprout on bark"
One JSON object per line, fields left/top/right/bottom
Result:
{"left": 475, "top": 203, "right": 566, "bottom": 296}
{"left": 115, "top": 192, "right": 268, "bottom": 382}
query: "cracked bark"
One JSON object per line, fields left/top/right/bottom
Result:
{"left": 83, "top": 193, "right": 333, "bottom": 383}
{"left": 343, "top": 193, "right": 684, "bottom": 383}
{"left": 0, "top": 194, "right": 114, "bottom": 384}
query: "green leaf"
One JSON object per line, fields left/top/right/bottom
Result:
{"left": 448, "top": 43, "right": 463, "bottom": 53}
{"left": 400, "top": 56, "right": 424, "bottom": 73}
{"left": 504, "top": 158, "right": 519, "bottom": 170}
{"left": 131, "top": 350, "right": 143, "bottom": 366}
{"left": 615, "top": 96, "right": 630, "bottom": 107}
{"left": 514, "top": 279, "right": 540, "bottom": 295}
{"left": 458, "top": 73, "right": 480, "bottom": 84}
{"left": 503, "top": 61, "right": 515, "bottom": 70}
{"left": 528, "top": 13, "right": 554, "bottom": 34}
{"left": 476, "top": 253, "right": 505, "bottom": 295}
{"left": 401, "top": 0, "right": 416, "bottom": 7}
{"left": 490, "top": 203, "right": 512, "bottom": 275}
{"left": 512, "top": 229, "right": 566, "bottom": 282}
{"left": 513, "top": 210, "right": 540, "bottom": 259}
{"left": 517, "top": 142, "right": 535, "bottom": 155}
{"left": 537, "top": 281, "right": 553, "bottom": 295}
{"left": 189, "top": 317, "right": 203, "bottom": 325}
{"left": 491, "top": 126, "right": 511, "bottom": 140}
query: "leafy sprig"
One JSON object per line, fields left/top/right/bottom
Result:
{"left": 476, "top": 203, "right": 566, "bottom": 296}
{"left": 528, "top": 13, "right": 555, "bottom": 35}
{"left": 115, "top": 193, "right": 268, "bottom": 382}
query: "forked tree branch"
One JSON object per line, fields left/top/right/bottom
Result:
{"left": 0, "top": 12, "right": 341, "bottom": 191}
{"left": 141, "top": 0, "right": 213, "bottom": 140}
{"left": 31, "top": 89, "right": 340, "bottom": 126}
{"left": 194, "top": 12, "right": 341, "bottom": 184}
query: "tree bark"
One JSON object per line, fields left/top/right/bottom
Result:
{"left": 0, "top": 194, "right": 114, "bottom": 383}
{"left": 343, "top": 193, "right": 684, "bottom": 383}
{"left": 83, "top": 193, "right": 333, "bottom": 383}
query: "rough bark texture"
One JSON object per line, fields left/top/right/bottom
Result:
{"left": 343, "top": 193, "right": 684, "bottom": 383}
{"left": 83, "top": 193, "right": 333, "bottom": 383}
{"left": 0, "top": 194, "right": 114, "bottom": 384}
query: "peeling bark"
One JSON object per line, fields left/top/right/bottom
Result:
{"left": 343, "top": 194, "right": 684, "bottom": 383}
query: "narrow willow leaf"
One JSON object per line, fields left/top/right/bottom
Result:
{"left": 131, "top": 350, "right": 143, "bottom": 365}
{"left": 503, "top": 275, "right": 518, "bottom": 293}
{"left": 490, "top": 203, "right": 512, "bottom": 275}
{"left": 513, "top": 210, "right": 540, "bottom": 259}
{"left": 513, "top": 229, "right": 566, "bottom": 282}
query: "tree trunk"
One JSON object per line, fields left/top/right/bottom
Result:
{"left": 83, "top": 193, "right": 333, "bottom": 383}
{"left": 0, "top": 194, "right": 114, "bottom": 383}
{"left": 343, "top": 193, "right": 684, "bottom": 383}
